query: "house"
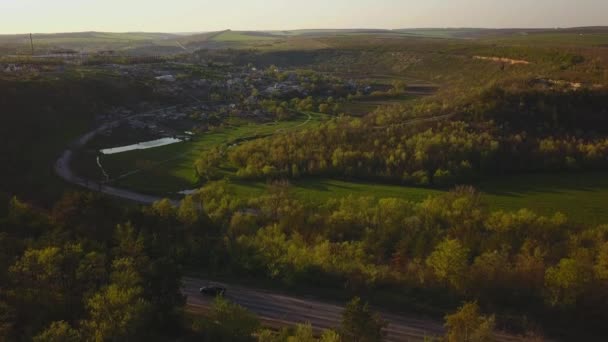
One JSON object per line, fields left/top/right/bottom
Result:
{"left": 3, "top": 64, "right": 22, "bottom": 73}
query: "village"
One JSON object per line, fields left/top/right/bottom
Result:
{"left": 64, "top": 58, "right": 381, "bottom": 150}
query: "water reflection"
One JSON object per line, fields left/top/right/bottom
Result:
{"left": 100, "top": 137, "right": 183, "bottom": 155}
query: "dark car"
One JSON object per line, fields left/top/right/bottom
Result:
{"left": 199, "top": 285, "right": 226, "bottom": 297}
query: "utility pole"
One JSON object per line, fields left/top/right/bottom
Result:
{"left": 29, "top": 33, "right": 34, "bottom": 55}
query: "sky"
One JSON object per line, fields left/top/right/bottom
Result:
{"left": 1, "top": 0, "right": 608, "bottom": 34}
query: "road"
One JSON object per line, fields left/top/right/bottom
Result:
{"left": 183, "top": 277, "right": 522, "bottom": 342}
{"left": 54, "top": 107, "right": 181, "bottom": 205}
{"left": 54, "top": 109, "right": 315, "bottom": 205}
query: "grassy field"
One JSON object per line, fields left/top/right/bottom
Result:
{"left": 225, "top": 172, "right": 608, "bottom": 226}
{"left": 484, "top": 33, "right": 608, "bottom": 47}
{"left": 100, "top": 112, "right": 328, "bottom": 193}
{"left": 98, "top": 110, "right": 608, "bottom": 226}
{"left": 478, "top": 172, "right": 608, "bottom": 226}
{"left": 212, "top": 31, "right": 279, "bottom": 42}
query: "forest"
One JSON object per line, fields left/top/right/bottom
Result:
{"left": 207, "top": 80, "right": 608, "bottom": 187}
{"left": 4, "top": 179, "right": 606, "bottom": 340}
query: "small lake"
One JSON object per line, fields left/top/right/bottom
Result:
{"left": 100, "top": 137, "right": 183, "bottom": 155}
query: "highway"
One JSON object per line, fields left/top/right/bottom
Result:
{"left": 183, "top": 277, "right": 522, "bottom": 342}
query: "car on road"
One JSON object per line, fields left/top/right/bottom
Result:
{"left": 199, "top": 285, "right": 226, "bottom": 297}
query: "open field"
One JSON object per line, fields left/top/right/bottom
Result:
{"left": 99, "top": 112, "right": 328, "bottom": 193}
{"left": 211, "top": 31, "right": 279, "bottom": 42}
{"left": 104, "top": 137, "right": 608, "bottom": 226}
{"left": 93, "top": 108, "right": 608, "bottom": 226}
{"left": 484, "top": 32, "right": 608, "bottom": 47}
{"left": 478, "top": 172, "right": 608, "bottom": 226}
{"left": 227, "top": 172, "right": 608, "bottom": 226}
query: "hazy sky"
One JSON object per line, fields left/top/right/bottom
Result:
{"left": 1, "top": 0, "right": 607, "bottom": 34}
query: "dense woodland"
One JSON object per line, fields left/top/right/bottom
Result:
{"left": 187, "top": 181, "right": 608, "bottom": 338}
{"left": 5, "top": 182, "right": 606, "bottom": 340}
{"left": 223, "top": 82, "right": 608, "bottom": 186}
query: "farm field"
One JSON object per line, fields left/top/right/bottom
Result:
{"left": 211, "top": 31, "right": 279, "bottom": 42}
{"left": 484, "top": 32, "right": 608, "bottom": 46}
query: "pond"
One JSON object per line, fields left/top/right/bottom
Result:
{"left": 100, "top": 137, "right": 183, "bottom": 155}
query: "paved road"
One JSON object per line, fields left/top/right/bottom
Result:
{"left": 183, "top": 277, "right": 522, "bottom": 342}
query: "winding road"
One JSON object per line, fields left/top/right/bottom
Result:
{"left": 54, "top": 109, "right": 314, "bottom": 205}
{"left": 54, "top": 106, "right": 181, "bottom": 205}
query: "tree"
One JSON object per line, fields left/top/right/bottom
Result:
{"left": 426, "top": 239, "right": 469, "bottom": 290}
{"left": 0, "top": 301, "right": 15, "bottom": 340}
{"left": 178, "top": 195, "right": 202, "bottom": 225}
{"left": 544, "top": 258, "right": 591, "bottom": 306}
{"left": 196, "top": 147, "right": 223, "bottom": 181}
{"left": 319, "top": 103, "right": 330, "bottom": 114}
{"left": 33, "top": 321, "right": 81, "bottom": 342}
{"left": 340, "top": 297, "right": 387, "bottom": 342}
{"left": 83, "top": 284, "right": 150, "bottom": 341}
{"left": 320, "top": 330, "right": 341, "bottom": 342}
{"left": 594, "top": 241, "right": 608, "bottom": 281}
{"left": 203, "top": 296, "right": 260, "bottom": 341}
{"left": 444, "top": 302, "right": 495, "bottom": 342}
{"left": 113, "top": 223, "right": 148, "bottom": 269}
{"left": 8, "top": 244, "right": 87, "bottom": 331}
{"left": 288, "top": 324, "right": 316, "bottom": 342}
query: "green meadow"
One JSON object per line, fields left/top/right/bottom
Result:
{"left": 101, "top": 112, "right": 327, "bottom": 193}
{"left": 103, "top": 118, "right": 608, "bottom": 226}
{"left": 228, "top": 172, "right": 608, "bottom": 226}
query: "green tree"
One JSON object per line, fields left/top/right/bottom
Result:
{"left": 33, "top": 321, "right": 81, "bottom": 342}
{"left": 340, "top": 297, "right": 387, "bottom": 342}
{"left": 288, "top": 324, "right": 316, "bottom": 342}
{"left": 426, "top": 239, "right": 469, "bottom": 290}
{"left": 444, "top": 302, "right": 495, "bottom": 342}
{"left": 319, "top": 103, "right": 330, "bottom": 114}
{"left": 83, "top": 284, "right": 150, "bottom": 342}
{"left": 320, "top": 330, "right": 341, "bottom": 342}
{"left": 196, "top": 147, "right": 223, "bottom": 181}
{"left": 594, "top": 241, "right": 608, "bottom": 281}
{"left": 178, "top": 195, "right": 202, "bottom": 225}
{"left": 207, "top": 296, "right": 260, "bottom": 341}
{"left": 544, "top": 258, "right": 591, "bottom": 306}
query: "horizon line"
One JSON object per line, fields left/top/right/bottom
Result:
{"left": 2, "top": 25, "right": 608, "bottom": 36}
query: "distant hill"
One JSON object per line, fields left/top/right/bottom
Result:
{"left": 393, "top": 27, "right": 608, "bottom": 39}
{"left": 1, "top": 27, "right": 607, "bottom": 56}
{"left": 0, "top": 31, "right": 181, "bottom": 55}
